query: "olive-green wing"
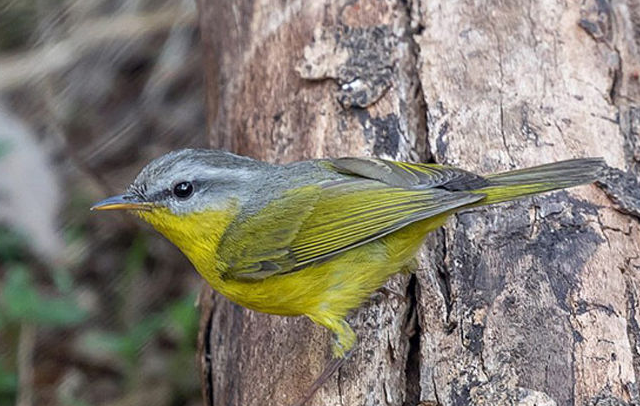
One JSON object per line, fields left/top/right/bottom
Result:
{"left": 288, "top": 180, "right": 484, "bottom": 269}
{"left": 330, "top": 157, "right": 491, "bottom": 191}
{"left": 219, "top": 179, "right": 485, "bottom": 281}
{"left": 216, "top": 185, "right": 321, "bottom": 280}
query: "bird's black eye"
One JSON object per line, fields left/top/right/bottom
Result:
{"left": 173, "top": 181, "right": 194, "bottom": 199}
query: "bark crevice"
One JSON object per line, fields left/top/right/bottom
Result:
{"left": 625, "top": 279, "right": 640, "bottom": 387}
{"left": 402, "top": 274, "right": 421, "bottom": 406}
{"left": 433, "top": 230, "right": 453, "bottom": 325}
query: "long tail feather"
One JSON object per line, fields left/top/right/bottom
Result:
{"left": 471, "top": 158, "right": 606, "bottom": 205}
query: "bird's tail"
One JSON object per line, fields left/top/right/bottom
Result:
{"left": 470, "top": 158, "right": 606, "bottom": 205}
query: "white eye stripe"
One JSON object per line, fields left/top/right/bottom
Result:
{"left": 194, "top": 168, "right": 254, "bottom": 181}
{"left": 162, "top": 166, "right": 254, "bottom": 184}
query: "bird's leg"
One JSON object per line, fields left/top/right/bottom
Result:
{"left": 289, "top": 351, "right": 352, "bottom": 406}
{"left": 291, "top": 317, "right": 356, "bottom": 405}
{"left": 330, "top": 320, "right": 356, "bottom": 358}
{"left": 307, "top": 315, "right": 357, "bottom": 357}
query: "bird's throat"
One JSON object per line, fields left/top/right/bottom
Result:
{"left": 136, "top": 206, "right": 237, "bottom": 282}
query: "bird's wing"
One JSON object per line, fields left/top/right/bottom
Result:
{"left": 287, "top": 180, "right": 484, "bottom": 269}
{"left": 216, "top": 185, "right": 321, "bottom": 280}
{"left": 330, "top": 157, "right": 491, "bottom": 191}
{"left": 218, "top": 163, "right": 486, "bottom": 280}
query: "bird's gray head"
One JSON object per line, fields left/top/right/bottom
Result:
{"left": 92, "top": 149, "right": 270, "bottom": 215}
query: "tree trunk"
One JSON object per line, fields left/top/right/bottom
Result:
{"left": 194, "top": 1, "right": 640, "bottom": 405}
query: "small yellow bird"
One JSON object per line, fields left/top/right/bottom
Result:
{"left": 92, "top": 150, "right": 604, "bottom": 359}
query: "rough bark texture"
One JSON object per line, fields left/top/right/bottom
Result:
{"left": 195, "top": 1, "right": 640, "bottom": 405}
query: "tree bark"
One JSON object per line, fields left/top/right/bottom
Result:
{"left": 195, "top": 1, "right": 640, "bottom": 405}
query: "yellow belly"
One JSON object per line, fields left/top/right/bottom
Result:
{"left": 214, "top": 214, "right": 447, "bottom": 320}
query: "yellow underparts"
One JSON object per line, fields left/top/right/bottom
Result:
{"left": 136, "top": 206, "right": 237, "bottom": 283}
{"left": 138, "top": 206, "right": 447, "bottom": 358}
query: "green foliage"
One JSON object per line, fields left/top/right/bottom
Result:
{"left": 52, "top": 267, "right": 74, "bottom": 295}
{"left": 0, "top": 259, "right": 88, "bottom": 405}
{"left": 166, "top": 293, "right": 198, "bottom": 347}
{"left": 82, "top": 293, "right": 198, "bottom": 363}
{"left": 81, "top": 292, "right": 199, "bottom": 397}
{"left": 116, "top": 234, "right": 148, "bottom": 322}
{"left": 0, "top": 265, "right": 87, "bottom": 326}
{"left": 0, "top": 227, "right": 29, "bottom": 263}
{"left": 0, "top": 358, "right": 17, "bottom": 406}
{"left": 164, "top": 293, "right": 199, "bottom": 399}
{"left": 83, "top": 314, "right": 164, "bottom": 367}
{"left": 123, "top": 234, "right": 148, "bottom": 279}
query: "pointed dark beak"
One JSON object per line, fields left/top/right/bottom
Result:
{"left": 90, "top": 194, "right": 154, "bottom": 211}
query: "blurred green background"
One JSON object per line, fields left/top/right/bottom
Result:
{"left": 0, "top": 1, "right": 206, "bottom": 405}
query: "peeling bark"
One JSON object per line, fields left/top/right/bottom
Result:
{"left": 196, "top": 0, "right": 640, "bottom": 405}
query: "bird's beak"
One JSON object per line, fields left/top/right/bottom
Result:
{"left": 90, "top": 194, "right": 154, "bottom": 211}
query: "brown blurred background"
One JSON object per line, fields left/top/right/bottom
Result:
{"left": 0, "top": 1, "right": 207, "bottom": 405}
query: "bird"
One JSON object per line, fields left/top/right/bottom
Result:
{"left": 91, "top": 149, "right": 603, "bottom": 400}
